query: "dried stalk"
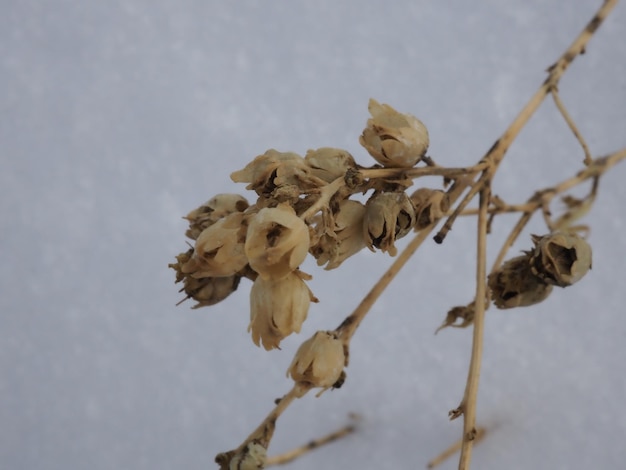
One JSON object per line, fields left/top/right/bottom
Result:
{"left": 169, "top": 2, "right": 621, "bottom": 468}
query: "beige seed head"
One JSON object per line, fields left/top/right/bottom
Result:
{"left": 248, "top": 271, "right": 317, "bottom": 350}
{"left": 182, "top": 212, "right": 248, "bottom": 278}
{"left": 231, "top": 149, "right": 325, "bottom": 196}
{"left": 184, "top": 193, "right": 248, "bottom": 240}
{"left": 311, "top": 199, "right": 366, "bottom": 270}
{"left": 245, "top": 204, "right": 310, "bottom": 280}
{"left": 287, "top": 331, "right": 345, "bottom": 391}
{"left": 410, "top": 188, "right": 450, "bottom": 230}
{"left": 529, "top": 232, "right": 592, "bottom": 287}
{"left": 359, "top": 98, "right": 429, "bottom": 168}
{"left": 363, "top": 191, "right": 416, "bottom": 256}
{"left": 304, "top": 147, "right": 357, "bottom": 183}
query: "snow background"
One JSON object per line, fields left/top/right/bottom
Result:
{"left": 2, "top": 1, "right": 625, "bottom": 469}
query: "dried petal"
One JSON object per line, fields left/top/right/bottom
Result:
{"left": 184, "top": 194, "right": 248, "bottom": 240}
{"left": 488, "top": 255, "right": 553, "bottom": 309}
{"left": 359, "top": 98, "right": 429, "bottom": 168}
{"left": 410, "top": 188, "right": 450, "bottom": 230}
{"left": 231, "top": 149, "right": 325, "bottom": 196}
{"left": 248, "top": 271, "right": 317, "bottom": 350}
{"left": 287, "top": 331, "right": 345, "bottom": 391}
{"left": 304, "top": 147, "right": 357, "bottom": 183}
{"left": 310, "top": 200, "right": 366, "bottom": 269}
{"left": 529, "top": 232, "right": 592, "bottom": 287}
{"left": 182, "top": 212, "right": 248, "bottom": 278}
{"left": 245, "top": 204, "right": 310, "bottom": 280}
{"left": 363, "top": 191, "right": 416, "bottom": 256}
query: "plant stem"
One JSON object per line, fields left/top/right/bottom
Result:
{"left": 457, "top": 184, "right": 489, "bottom": 470}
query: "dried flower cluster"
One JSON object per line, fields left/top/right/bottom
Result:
{"left": 168, "top": 8, "right": 624, "bottom": 464}
{"left": 170, "top": 98, "right": 437, "bottom": 352}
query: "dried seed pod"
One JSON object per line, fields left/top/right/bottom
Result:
{"left": 311, "top": 200, "right": 366, "bottom": 270}
{"left": 304, "top": 147, "right": 357, "bottom": 183}
{"left": 169, "top": 250, "right": 242, "bottom": 308}
{"left": 184, "top": 194, "right": 249, "bottom": 240}
{"left": 181, "top": 212, "right": 248, "bottom": 278}
{"left": 287, "top": 330, "right": 345, "bottom": 391}
{"left": 363, "top": 191, "right": 416, "bottom": 256}
{"left": 529, "top": 232, "right": 592, "bottom": 287}
{"left": 249, "top": 270, "right": 317, "bottom": 350}
{"left": 410, "top": 188, "right": 450, "bottom": 230}
{"left": 488, "top": 255, "right": 553, "bottom": 309}
{"left": 231, "top": 149, "right": 325, "bottom": 196}
{"left": 228, "top": 442, "right": 267, "bottom": 470}
{"left": 359, "top": 98, "right": 429, "bottom": 168}
{"left": 245, "top": 204, "right": 310, "bottom": 280}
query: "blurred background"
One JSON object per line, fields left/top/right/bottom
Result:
{"left": 1, "top": 1, "right": 625, "bottom": 469}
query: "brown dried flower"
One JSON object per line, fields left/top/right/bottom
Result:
{"left": 304, "top": 147, "right": 357, "bottom": 183}
{"left": 311, "top": 200, "right": 367, "bottom": 270}
{"left": 249, "top": 271, "right": 318, "bottom": 350}
{"left": 529, "top": 232, "right": 592, "bottom": 287}
{"left": 410, "top": 188, "right": 450, "bottom": 230}
{"left": 169, "top": 250, "right": 242, "bottom": 308}
{"left": 231, "top": 149, "right": 325, "bottom": 196}
{"left": 184, "top": 194, "right": 249, "bottom": 240}
{"left": 488, "top": 255, "right": 553, "bottom": 309}
{"left": 359, "top": 98, "right": 429, "bottom": 168}
{"left": 181, "top": 212, "right": 248, "bottom": 278}
{"left": 363, "top": 191, "right": 416, "bottom": 256}
{"left": 287, "top": 330, "right": 345, "bottom": 392}
{"left": 245, "top": 204, "right": 310, "bottom": 280}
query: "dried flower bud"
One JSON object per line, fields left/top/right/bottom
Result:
{"left": 231, "top": 149, "right": 325, "bottom": 196}
{"left": 304, "top": 147, "right": 357, "bottom": 183}
{"left": 363, "top": 191, "right": 416, "bottom": 256}
{"left": 359, "top": 98, "right": 429, "bottom": 168}
{"left": 249, "top": 271, "right": 317, "bottom": 350}
{"left": 488, "top": 255, "right": 553, "bottom": 309}
{"left": 184, "top": 194, "right": 249, "bottom": 240}
{"left": 288, "top": 331, "right": 345, "bottom": 391}
{"left": 180, "top": 212, "right": 248, "bottom": 278}
{"left": 245, "top": 204, "right": 310, "bottom": 280}
{"left": 228, "top": 442, "right": 267, "bottom": 470}
{"left": 410, "top": 188, "right": 450, "bottom": 230}
{"left": 529, "top": 232, "right": 592, "bottom": 287}
{"left": 311, "top": 200, "right": 366, "bottom": 270}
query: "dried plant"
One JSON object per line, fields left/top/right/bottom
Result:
{"left": 169, "top": 2, "right": 624, "bottom": 469}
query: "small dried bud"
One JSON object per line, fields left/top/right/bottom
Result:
{"left": 231, "top": 149, "right": 325, "bottom": 196}
{"left": 288, "top": 331, "right": 345, "bottom": 391}
{"left": 410, "top": 188, "right": 450, "bottom": 230}
{"left": 529, "top": 232, "right": 592, "bottom": 287}
{"left": 488, "top": 255, "right": 553, "bottom": 309}
{"left": 363, "top": 191, "right": 416, "bottom": 256}
{"left": 304, "top": 147, "right": 357, "bottom": 183}
{"left": 249, "top": 271, "right": 317, "bottom": 350}
{"left": 228, "top": 442, "right": 267, "bottom": 470}
{"left": 184, "top": 194, "right": 249, "bottom": 240}
{"left": 311, "top": 200, "right": 367, "bottom": 270}
{"left": 245, "top": 204, "right": 310, "bottom": 280}
{"left": 177, "top": 274, "right": 241, "bottom": 309}
{"left": 359, "top": 98, "right": 429, "bottom": 168}
{"left": 182, "top": 212, "right": 248, "bottom": 278}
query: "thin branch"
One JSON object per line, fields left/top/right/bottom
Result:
{"left": 434, "top": 0, "right": 618, "bottom": 244}
{"left": 550, "top": 86, "right": 593, "bottom": 165}
{"left": 266, "top": 415, "right": 359, "bottom": 466}
{"left": 455, "top": 184, "right": 490, "bottom": 470}
{"left": 427, "top": 427, "right": 486, "bottom": 469}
